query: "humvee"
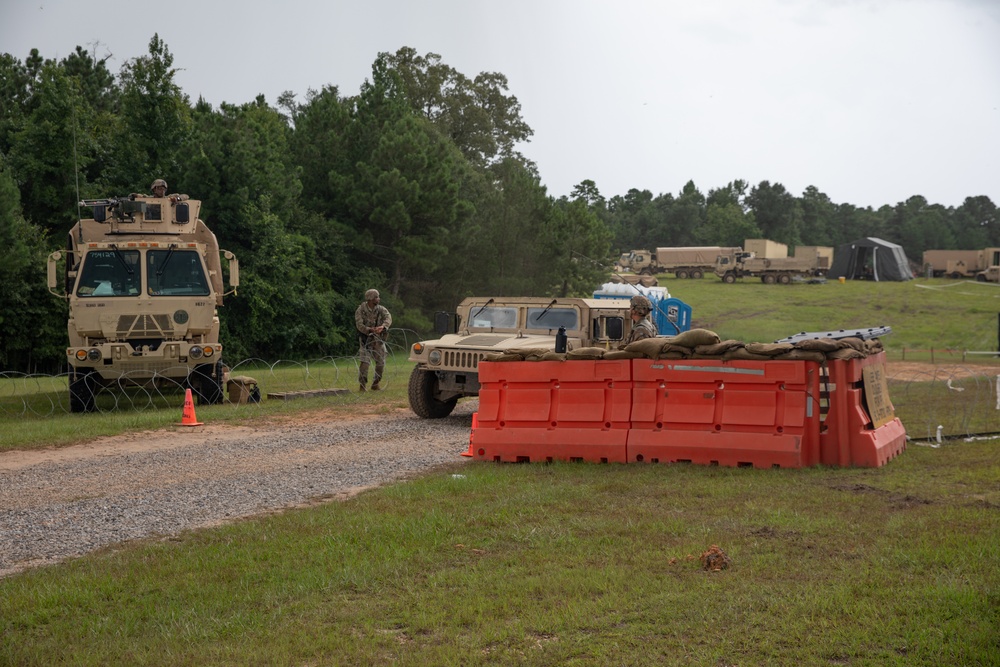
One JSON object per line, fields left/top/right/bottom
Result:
{"left": 47, "top": 193, "right": 239, "bottom": 412}
{"left": 407, "top": 296, "right": 634, "bottom": 418}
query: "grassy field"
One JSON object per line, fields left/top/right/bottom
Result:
{"left": 2, "top": 276, "right": 1000, "bottom": 664}
{"left": 2, "top": 439, "right": 997, "bottom": 665}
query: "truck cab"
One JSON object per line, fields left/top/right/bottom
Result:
{"left": 48, "top": 194, "right": 239, "bottom": 412}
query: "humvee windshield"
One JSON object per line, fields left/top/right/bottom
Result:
{"left": 470, "top": 307, "right": 518, "bottom": 329}
{"left": 147, "top": 249, "right": 210, "bottom": 296}
{"left": 527, "top": 307, "right": 578, "bottom": 330}
{"left": 76, "top": 250, "right": 141, "bottom": 297}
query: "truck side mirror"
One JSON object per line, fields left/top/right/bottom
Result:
{"left": 224, "top": 251, "right": 239, "bottom": 288}
{"left": 434, "top": 311, "right": 457, "bottom": 335}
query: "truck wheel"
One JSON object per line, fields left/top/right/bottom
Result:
{"left": 778, "top": 273, "right": 792, "bottom": 284}
{"left": 722, "top": 272, "right": 737, "bottom": 284}
{"left": 691, "top": 269, "right": 704, "bottom": 279}
{"left": 191, "top": 362, "right": 223, "bottom": 405}
{"left": 408, "top": 367, "right": 458, "bottom": 419}
{"left": 676, "top": 270, "right": 689, "bottom": 279}
{"left": 639, "top": 268, "right": 653, "bottom": 276}
{"left": 763, "top": 274, "right": 777, "bottom": 285}
{"left": 69, "top": 367, "right": 96, "bottom": 413}
{"left": 977, "top": 274, "right": 987, "bottom": 282}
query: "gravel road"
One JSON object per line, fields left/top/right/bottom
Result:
{"left": 0, "top": 403, "right": 476, "bottom": 578}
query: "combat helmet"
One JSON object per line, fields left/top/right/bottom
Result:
{"left": 630, "top": 294, "right": 652, "bottom": 315}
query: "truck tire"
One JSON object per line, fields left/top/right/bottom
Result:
{"left": 691, "top": 269, "right": 704, "bottom": 279}
{"left": 762, "top": 274, "right": 777, "bottom": 285}
{"left": 191, "top": 362, "right": 223, "bottom": 405}
{"left": 408, "top": 367, "right": 458, "bottom": 419}
{"left": 722, "top": 272, "right": 737, "bottom": 284}
{"left": 778, "top": 273, "right": 792, "bottom": 284}
{"left": 676, "top": 269, "right": 689, "bottom": 279}
{"left": 639, "top": 268, "right": 653, "bottom": 276}
{"left": 69, "top": 367, "right": 96, "bottom": 413}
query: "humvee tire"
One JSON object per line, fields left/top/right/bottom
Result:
{"left": 69, "top": 367, "right": 96, "bottom": 413}
{"left": 190, "top": 361, "right": 224, "bottom": 405}
{"left": 722, "top": 272, "right": 737, "bottom": 284}
{"left": 408, "top": 367, "right": 458, "bottom": 419}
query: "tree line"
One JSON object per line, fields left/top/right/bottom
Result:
{"left": 1, "top": 37, "right": 996, "bottom": 373}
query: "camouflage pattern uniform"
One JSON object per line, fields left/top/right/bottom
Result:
{"left": 355, "top": 289, "right": 392, "bottom": 391}
{"left": 624, "top": 294, "right": 658, "bottom": 345}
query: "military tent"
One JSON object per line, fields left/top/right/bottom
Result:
{"left": 828, "top": 237, "right": 913, "bottom": 281}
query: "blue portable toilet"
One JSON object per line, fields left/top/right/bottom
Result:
{"left": 593, "top": 282, "right": 692, "bottom": 334}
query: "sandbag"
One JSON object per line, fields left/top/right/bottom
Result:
{"left": 794, "top": 337, "right": 841, "bottom": 352}
{"left": 667, "top": 328, "right": 721, "bottom": 348}
{"left": 694, "top": 340, "right": 744, "bottom": 356}
{"left": 485, "top": 352, "right": 525, "bottom": 362}
{"left": 603, "top": 349, "right": 643, "bottom": 360}
{"left": 624, "top": 338, "right": 667, "bottom": 359}
{"left": 826, "top": 347, "right": 865, "bottom": 360}
{"left": 774, "top": 349, "right": 828, "bottom": 362}
{"left": 745, "top": 342, "right": 795, "bottom": 357}
{"left": 661, "top": 343, "right": 693, "bottom": 357}
{"left": 507, "top": 347, "right": 553, "bottom": 358}
{"left": 540, "top": 351, "right": 567, "bottom": 362}
{"left": 838, "top": 337, "right": 866, "bottom": 351}
{"left": 723, "top": 347, "right": 772, "bottom": 361}
{"left": 566, "top": 347, "right": 606, "bottom": 360}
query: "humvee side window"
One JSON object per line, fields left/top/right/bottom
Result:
{"left": 526, "top": 307, "right": 577, "bottom": 330}
{"left": 593, "top": 316, "right": 625, "bottom": 341}
{"left": 76, "top": 250, "right": 141, "bottom": 297}
{"left": 147, "top": 249, "right": 210, "bottom": 296}
{"left": 469, "top": 307, "right": 517, "bottom": 329}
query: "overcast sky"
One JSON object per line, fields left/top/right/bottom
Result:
{"left": 2, "top": 0, "right": 998, "bottom": 209}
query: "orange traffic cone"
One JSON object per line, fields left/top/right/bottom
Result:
{"left": 461, "top": 412, "right": 478, "bottom": 457}
{"left": 179, "top": 388, "right": 204, "bottom": 426}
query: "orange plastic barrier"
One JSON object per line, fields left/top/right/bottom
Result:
{"left": 819, "top": 352, "right": 906, "bottom": 467}
{"left": 627, "top": 359, "right": 822, "bottom": 468}
{"left": 473, "top": 360, "right": 632, "bottom": 463}
{"left": 470, "top": 354, "right": 905, "bottom": 468}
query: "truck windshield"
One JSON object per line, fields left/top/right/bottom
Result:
{"left": 526, "top": 307, "right": 577, "bottom": 330}
{"left": 147, "top": 249, "right": 210, "bottom": 296}
{"left": 469, "top": 307, "right": 518, "bottom": 329}
{"left": 76, "top": 250, "right": 141, "bottom": 297}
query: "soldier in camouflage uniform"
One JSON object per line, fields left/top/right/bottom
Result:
{"left": 355, "top": 289, "right": 392, "bottom": 391}
{"left": 624, "top": 294, "right": 658, "bottom": 344}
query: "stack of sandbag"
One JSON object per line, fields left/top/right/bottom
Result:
{"left": 483, "top": 330, "right": 885, "bottom": 363}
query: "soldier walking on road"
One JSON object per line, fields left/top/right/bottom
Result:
{"left": 355, "top": 289, "right": 392, "bottom": 392}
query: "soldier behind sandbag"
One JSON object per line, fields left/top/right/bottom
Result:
{"left": 355, "top": 288, "right": 392, "bottom": 392}
{"left": 624, "top": 294, "right": 658, "bottom": 345}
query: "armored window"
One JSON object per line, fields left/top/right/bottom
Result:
{"left": 145, "top": 203, "right": 162, "bottom": 221}
{"left": 75, "top": 249, "right": 141, "bottom": 297}
{"left": 147, "top": 249, "right": 210, "bottom": 296}
{"left": 526, "top": 307, "right": 578, "bottom": 331}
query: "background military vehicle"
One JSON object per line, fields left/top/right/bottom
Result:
{"left": 47, "top": 192, "right": 239, "bottom": 412}
{"left": 407, "top": 296, "right": 634, "bottom": 418}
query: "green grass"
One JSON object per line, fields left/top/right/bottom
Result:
{"left": 665, "top": 275, "right": 1000, "bottom": 356}
{"left": 2, "top": 441, "right": 998, "bottom": 665}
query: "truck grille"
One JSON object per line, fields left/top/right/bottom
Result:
{"left": 443, "top": 350, "right": 487, "bottom": 369}
{"left": 117, "top": 314, "right": 173, "bottom": 338}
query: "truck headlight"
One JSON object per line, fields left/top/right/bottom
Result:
{"left": 189, "top": 346, "right": 203, "bottom": 359}
{"left": 87, "top": 348, "right": 102, "bottom": 361}
{"left": 203, "top": 346, "right": 215, "bottom": 357}
{"left": 428, "top": 349, "right": 442, "bottom": 365}
{"left": 76, "top": 349, "right": 88, "bottom": 361}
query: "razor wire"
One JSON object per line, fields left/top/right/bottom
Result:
{"left": 0, "top": 328, "right": 426, "bottom": 419}
{"left": 2, "top": 333, "right": 1000, "bottom": 440}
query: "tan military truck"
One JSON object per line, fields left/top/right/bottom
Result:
{"left": 407, "top": 296, "right": 634, "bottom": 418}
{"left": 47, "top": 193, "right": 239, "bottom": 412}
{"left": 714, "top": 251, "right": 827, "bottom": 284}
